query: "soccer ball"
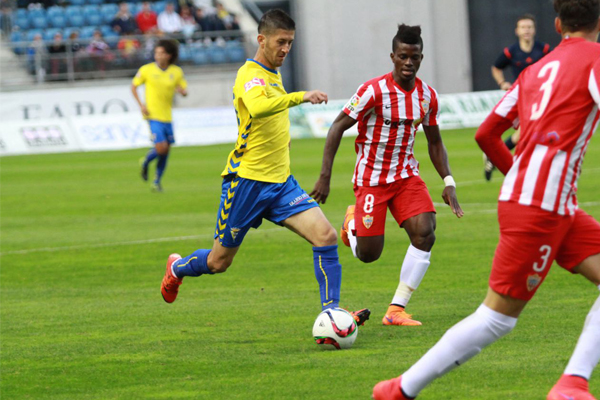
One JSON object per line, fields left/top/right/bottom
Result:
{"left": 312, "top": 308, "right": 358, "bottom": 350}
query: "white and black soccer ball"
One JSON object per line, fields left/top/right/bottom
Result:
{"left": 312, "top": 308, "right": 358, "bottom": 350}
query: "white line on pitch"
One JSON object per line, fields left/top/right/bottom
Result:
{"left": 0, "top": 227, "right": 285, "bottom": 256}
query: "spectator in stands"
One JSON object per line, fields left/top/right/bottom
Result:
{"left": 47, "top": 31, "right": 66, "bottom": 77}
{"left": 117, "top": 32, "right": 141, "bottom": 65}
{"left": 27, "top": 32, "right": 46, "bottom": 76}
{"left": 0, "top": 4, "right": 13, "bottom": 38}
{"left": 68, "top": 30, "right": 82, "bottom": 72}
{"left": 136, "top": 2, "right": 158, "bottom": 34}
{"left": 215, "top": 2, "right": 230, "bottom": 23}
{"left": 194, "top": 7, "right": 215, "bottom": 33}
{"left": 86, "top": 30, "right": 113, "bottom": 73}
{"left": 180, "top": 6, "right": 197, "bottom": 42}
{"left": 111, "top": 2, "right": 137, "bottom": 35}
{"left": 157, "top": 3, "right": 183, "bottom": 35}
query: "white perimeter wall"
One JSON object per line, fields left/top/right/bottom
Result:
{"left": 293, "top": 0, "right": 472, "bottom": 98}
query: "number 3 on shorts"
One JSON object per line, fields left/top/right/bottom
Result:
{"left": 364, "top": 194, "right": 375, "bottom": 214}
{"left": 533, "top": 245, "right": 552, "bottom": 272}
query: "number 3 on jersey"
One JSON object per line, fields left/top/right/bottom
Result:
{"left": 532, "top": 245, "right": 552, "bottom": 272}
{"left": 531, "top": 61, "right": 560, "bottom": 120}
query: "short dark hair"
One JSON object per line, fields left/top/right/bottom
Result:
{"left": 554, "top": 0, "right": 600, "bottom": 32}
{"left": 392, "top": 24, "right": 423, "bottom": 52}
{"left": 516, "top": 13, "right": 536, "bottom": 27}
{"left": 156, "top": 39, "right": 178, "bottom": 65}
{"left": 258, "top": 9, "right": 295, "bottom": 34}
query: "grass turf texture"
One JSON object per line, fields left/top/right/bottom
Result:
{"left": 2, "top": 128, "right": 599, "bottom": 399}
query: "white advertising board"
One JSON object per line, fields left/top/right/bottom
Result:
{"left": 69, "top": 113, "right": 152, "bottom": 151}
{"left": 0, "top": 118, "right": 81, "bottom": 156}
{"left": 0, "top": 85, "right": 138, "bottom": 121}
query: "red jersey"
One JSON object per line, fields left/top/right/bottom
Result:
{"left": 477, "top": 37, "right": 600, "bottom": 215}
{"left": 136, "top": 11, "right": 158, "bottom": 33}
{"left": 343, "top": 73, "right": 439, "bottom": 187}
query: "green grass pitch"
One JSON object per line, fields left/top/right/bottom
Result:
{"left": 2, "top": 128, "right": 599, "bottom": 399}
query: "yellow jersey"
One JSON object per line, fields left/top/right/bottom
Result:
{"left": 132, "top": 62, "right": 187, "bottom": 123}
{"left": 221, "top": 59, "right": 306, "bottom": 183}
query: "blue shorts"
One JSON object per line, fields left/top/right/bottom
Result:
{"left": 214, "top": 175, "right": 319, "bottom": 248}
{"left": 149, "top": 120, "right": 174, "bottom": 144}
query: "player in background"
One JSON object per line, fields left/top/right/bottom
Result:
{"left": 131, "top": 39, "right": 187, "bottom": 192}
{"left": 374, "top": 0, "right": 600, "bottom": 398}
{"left": 311, "top": 25, "right": 463, "bottom": 327}
{"left": 159, "top": 9, "right": 370, "bottom": 325}
{"left": 485, "top": 14, "right": 551, "bottom": 181}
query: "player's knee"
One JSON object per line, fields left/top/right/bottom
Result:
{"left": 357, "top": 249, "right": 381, "bottom": 263}
{"left": 412, "top": 231, "right": 436, "bottom": 251}
{"left": 209, "top": 257, "right": 232, "bottom": 273}
{"left": 313, "top": 225, "right": 338, "bottom": 247}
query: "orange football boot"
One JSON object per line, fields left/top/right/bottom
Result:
{"left": 373, "top": 376, "right": 413, "bottom": 400}
{"left": 161, "top": 253, "right": 183, "bottom": 303}
{"left": 350, "top": 308, "right": 371, "bottom": 326}
{"left": 547, "top": 374, "right": 596, "bottom": 400}
{"left": 340, "top": 205, "right": 355, "bottom": 247}
{"left": 382, "top": 305, "right": 422, "bottom": 326}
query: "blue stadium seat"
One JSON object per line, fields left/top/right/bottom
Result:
{"left": 100, "top": 4, "right": 119, "bottom": 24}
{"left": 178, "top": 44, "right": 190, "bottom": 62}
{"left": 207, "top": 45, "right": 227, "bottom": 64}
{"left": 28, "top": 10, "right": 48, "bottom": 30}
{"left": 127, "top": 3, "right": 141, "bottom": 15}
{"left": 225, "top": 43, "right": 245, "bottom": 63}
{"left": 152, "top": 1, "right": 167, "bottom": 14}
{"left": 88, "top": 0, "right": 104, "bottom": 4}
{"left": 15, "top": 8, "right": 27, "bottom": 19}
{"left": 190, "top": 44, "right": 209, "bottom": 65}
{"left": 15, "top": 14, "right": 29, "bottom": 30}
{"left": 80, "top": 26, "right": 98, "bottom": 39}
{"left": 48, "top": 9, "right": 68, "bottom": 29}
{"left": 66, "top": 6, "right": 85, "bottom": 27}
{"left": 69, "top": 0, "right": 86, "bottom": 5}
{"left": 10, "top": 31, "right": 25, "bottom": 54}
{"left": 44, "top": 28, "right": 60, "bottom": 41}
{"left": 83, "top": 6, "right": 103, "bottom": 26}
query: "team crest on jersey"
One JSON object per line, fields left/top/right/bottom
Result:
{"left": 526, "top": 273, "right": 542, "bottom": 292}
{"left": 244, "top": 78, "right": 266, "bottom": 92}
{"left": 230, "top": 227, "right": 241, "bottom": 241}
{"left": 362, "top": 215, "right": 374, "bottom": 229}
{"left": 420, "top": 100, "right": 430, "bottom": 114}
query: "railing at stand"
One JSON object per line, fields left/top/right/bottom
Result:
{"left": 1, "top": 30, "right": 250, "bottom": 87}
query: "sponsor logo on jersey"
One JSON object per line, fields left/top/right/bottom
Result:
{"left": 289, "top": 193, "right": 310, "bottom": 206}
{"left": 345, "top": 95, "right": 361, "bottom": 112}
{"left": 230, "top": 227, "right": 241, "bottom": 241}
{"left": 526, "top": 273, "right": 542, "bottom": 291}
{"left": 20, "top": 126, "right": 67, "bottom": 147}
{"left": 363, "top": 215, "right": 373, "bottom": 229}
{"left": 244, "top": 78, "right": 266, "bottom": 92}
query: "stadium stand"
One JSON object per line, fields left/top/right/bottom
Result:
{"left": 2, "top": 0, "right": 249, "bottom": 86}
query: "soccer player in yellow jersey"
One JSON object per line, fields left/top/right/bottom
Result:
{"left": 131, "top": 39, "right": 187, "bottom": 192}
{"left": 160, "top": 9, "right": 370, "bottom": 326}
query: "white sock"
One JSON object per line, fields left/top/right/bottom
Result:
{"left": 402, "top": 304, "right": 517, "bottom": 397}
{"left": 391, "top": 245, "right": 431, "bottom": 307}
{"left": 564, "top": 287, "right": 600, "bottom": 380}
{"left": 348, "top": 219, "right": 358, "bottom": 258}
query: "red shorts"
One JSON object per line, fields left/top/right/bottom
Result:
{"left": 353, "top": 176, "right": 436, "bottom": 237}
{"left": 490, "top": 202, "right": 600, "bottom": 301}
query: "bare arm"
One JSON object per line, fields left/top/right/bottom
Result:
{"left": 131, "top": 84, "right": 149, "bottom": 117}
{"left": 423, "top": 125, "right": 464, "bottom": 218}
{"left": 491, "top": 66, "right": 511, "bottom": 90}
{"left": 309, "top": 112, "right": 357, "bottom": 204}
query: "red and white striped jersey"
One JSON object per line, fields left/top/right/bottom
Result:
{"left": 343, "top": 73, "right": 439, "bottom": 187}
{"left": 492, "top": 37, "right": 600, "bottom": 215}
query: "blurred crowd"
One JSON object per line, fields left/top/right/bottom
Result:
{"left": 1, "top": 0, "right": 245, "bottom": 80}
